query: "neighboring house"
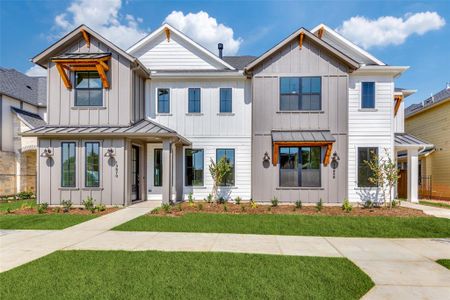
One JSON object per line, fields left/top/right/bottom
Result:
{"left": 402, "top": 84, "right": 450, "bottom": 200}
{"left": 23, "top": 23, "right": 427, "bottom": 205}
{"left": 0, "top": 68, "right": 47, "bottom": 196}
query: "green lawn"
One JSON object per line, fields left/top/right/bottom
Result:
{"left": 437, "top": 259, "right": 450, "bottom": 269}
{"left": 0, "top": 214, "right": 97, "bottom": 230}
{"left": 420, "top": 200, "right": 450, "bottom": 209}
{"left": 0, "top": 251, "right": 373, "bottom": 300}
{"left": 114, "top": 213, "right": 450, "bottom": 238}
{"left": 0, "top": 199, "right": 36, "bottom": 211}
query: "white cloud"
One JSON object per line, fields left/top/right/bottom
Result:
{"left": 54, "top": 0, "right": 147, "bottom": 49}
{"left": 164, "top": 11, "right": 242, "bottom": 56}
{"left": 336, "top": 11, "right": 445, "bottom": 49}
{"left": 26, "top": 65, "right": 47, "bottom": 77}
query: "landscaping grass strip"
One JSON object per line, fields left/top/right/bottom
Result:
{"left": 0, "top": 250, "right": 373, "bottom": 300}
{"left": 436, "top": 259, "right": 450, "bottom": 270}
{"left": 419, "top": 200, "right": 450, "bottom": 209}
{"left": 0, "top": 214, "right": 97, "bottom": 230}
{"left": 114, "top": 213, "right": 450, "bottom": 238}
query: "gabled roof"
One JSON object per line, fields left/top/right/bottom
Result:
{"left": 127, "top": 23, "right": 235, "bottom": 70}
{"left": 11, "top": 107, "right": 46, "bottom": 129}
{"left": 0, "top": 67, "right": 47, "bottom": 107}
{"left": 311, "top": 24, "right": 385, "bottom": 66}
{"left": 245, "top": 27, "right": 360, "bottom": 71}
{"left": 405, "top": 85, "right": 450, "bottom": 117}
{"left": 32, "top": 25, "right": 148, "bottom": 76}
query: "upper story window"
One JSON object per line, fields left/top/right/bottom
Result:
{"left": 280, "top": 77, "right": 321, "bottom": 111}
{"left": 75, "top": 71, "right": 102, "bottom": 106}
{"left": 61, "top": 142, "right": 76, "bottom": 187}
{"left": 361, "top": 82, "right": 375, "bottom": 109}
{"left": 188, "top": 88, "right": 201, "bottom": 113}
{"left": 358, "top": 147, "right": 378, "bottom": 187}
{"left": 220, "top": 88, "right": 232, "bottom": 113}
{"left": 157, "top": 88, "right": 170, "bottom": 114}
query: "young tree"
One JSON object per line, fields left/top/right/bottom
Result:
{"left": 365, "top": 148, "right": 399, "bottom": 208}
{"left": 209, "top": 157, "right": 232, "bottom": 200}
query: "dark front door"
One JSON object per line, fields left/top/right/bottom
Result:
{"left": 131, "top": 145, "right": 140, "bottom": 201}
{"left": 398, "top": 170, "right": 407, "bottom": 199}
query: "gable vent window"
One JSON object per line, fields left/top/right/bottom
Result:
{"left": 75, "top": 71, "right": 103, "bottom": 106}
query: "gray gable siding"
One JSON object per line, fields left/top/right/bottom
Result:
{"left": 47, "top": 35, "right": 140, "bottom": 126}
{"left": 251, "top": 38, "right": 348, "bottom": 203}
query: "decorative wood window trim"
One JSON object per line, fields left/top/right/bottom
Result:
{"left": 52, "top": 55, "right": 111, "bottom": 89}
{"left": 272, "top": 141, "right": 333, "bottom": 166}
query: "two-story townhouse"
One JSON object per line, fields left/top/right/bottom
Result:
{"left": 246, "top": 24, "right": 431, "bottom": 203}
{"left": 0, "top": 68, "right": 47, "bottom": 195}
{"left": 24, "top": 24, "right": 252, "bottom": 206}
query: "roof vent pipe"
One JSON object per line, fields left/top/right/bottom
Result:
{"left": 218, "top": 43, "right": 223, "bottom": 59}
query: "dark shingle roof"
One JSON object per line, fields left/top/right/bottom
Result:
{"left": 405, "top": 85, "right": 450, "bottom": 117}
{"left": 11, "top": 107, "right": 46, "bottom": 129}
{"left": 222, "top": 56, "right": 257, "bottom": 70}
{"left": 0, "top": 67, "right": 47, "bottom": 107}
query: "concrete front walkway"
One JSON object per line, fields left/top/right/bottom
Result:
{"left": 0, "top": 201, "right": 159, "bottom": 272}
{"left": 402, "top": 201, "right": 450, "bottom": 219}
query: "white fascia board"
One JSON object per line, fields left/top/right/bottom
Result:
{"left": 353, "top": 66, "right": 409, "bottom": 78}
{"left": 127, "top": 23, "right": 235, "bottom": 70}
{"left": 311, "top": 24, "right": 385, "bottom": 66}
{"left": 394, "top": 89, "right": 417, "bottom": 98}
{"left": 149, "top": 70, "right": 245, "bottom": 79}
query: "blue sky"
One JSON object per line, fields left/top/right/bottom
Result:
{"left": 1, "top": 0, "right": 449, "bottom": 106}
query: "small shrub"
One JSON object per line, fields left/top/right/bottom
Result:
{"left": 342, "top": 199, "right": 353, "bottom": 213}
{"left": 17, "top": 191, "right": 33, "bottom": 200}
{"left": 271, "top": 196, "right": 278, "bottom": 207}
{"left": 223, "top": 204, "right": 228, "bottom": 212}
{"left": 177, "top": 203, "right": 183, "bottom": 211}
{"left": 295, "top": 200, "right": 302, "bottom": 209}
{"left": 37, "top": 203, "right": 48, "bottom": 214}
{"left": 162, "top": 203, "right": 172, "bottom": 213}
{"left": 363, "top": 200, "right": 373, "bottom": 209}
{"left": 96, "top": 204, "right": 106, "bottom": 212}
{"left": 197, "top": 203, "right": 203, "bottom": 211}
{"left": 61, "top": 200, "right": 72, "bottom": 213}
{"left": 55, "top": 207, "right": 61, "bottom": 213}
{"left": 188, "top": 192, "right": 195, "bottom": 206}
{"left": 6, "top": 207, "right": 12, "bottom": 214}
{"left": 267, "top": 206, "right": 272, "bottom": 212}
{"left": 217, "top": 196, "right": 226, "bottom": 204}
{"left": 235, "top": 196, "right": 242, "bottom": 205}
{"left": 391, "top": 199, "right": 399, "bottom": 208}
{"left": 82, "top": 197, "right": 95, "bottom": 213}
{"left": 206, "top": 193, "right": 213, "bottom": 203}
{"left": 151, "top": 207, "right": 160, "bottom": 214}
{"left": 250, "top": 199, "right": 257, "bottom": 209}
{"left": 316, "top": 199, "right": 323, "bottom": 212}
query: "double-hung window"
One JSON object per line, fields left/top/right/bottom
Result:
{"left": 85, "top": 142, "right": 100, "bottom": 187}
{"left": 280, "top": 77, "right": 321, "bottom": 111}
{"left": 188, "top": 88, "right": 201, "bottom": 113}
{"left": 220, "top": 88, "right": 232, "bottom": 113}
{"left": 361, "top": 82, "right": 375, "bottom": 109}
{"left": 185, "top": 149, "right": 204, "bottom": 186}
{"left": 157, "top": 88, "right": 170, "bottom": 113}
{"left": 279, "top": 146, "right": 321, "bottom": 187}
{"left": 75, "top": 71, "right": 103, "bottom": 106}
{"left": 216, "top": 149, "right": 235, "bottom": 186}
{"left": 357, "top": 147, "right": 378, "bottom": 187}
{"left": 61, "top": 142, "right": 76, "bottom": 187}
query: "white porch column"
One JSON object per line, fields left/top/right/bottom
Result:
{"left": 407, "top": 148, "right": 419, "bottom": 203}
{"left": 174, "top": 143, "right": 184, "bottom": 202}
{"left": 162, "top": 139, "right": 172, "bottom": 204}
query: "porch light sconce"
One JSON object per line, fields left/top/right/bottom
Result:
{"left": 263, "top": 152, "right": 270, "bottom": 162}
{"left": 104, "top": 148, "right": 115, "bottom": 158}
{"left": 40, "top": 147, "right": 53, "bottom": 158}
{"left": 330, "top": 152, "right": 340, "bottom": 179}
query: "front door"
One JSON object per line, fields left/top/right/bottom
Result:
{"left": 398, "top": 169, "right": 407, "bottom": 199}
{"left": 131, "top": 145, "right": 140, "bottom": 201}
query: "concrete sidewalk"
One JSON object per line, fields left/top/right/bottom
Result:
{"left": 0, "top": 201, "right": 159, "bottom": 272}
{"left": 402, "top": 201, "right": 450, "bottom": 219}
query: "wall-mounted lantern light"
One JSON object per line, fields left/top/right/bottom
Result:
{"left": 330, "top": 152, "right": 340, "bottom": 179}
{"left": 40, "top": 147, "right": 53, "bottom": 158}
{"left": 263, "top": 152, "right": 270, "bottom": 162}
{"left": 104, "top": 148, "right": 115, "bottom": 158}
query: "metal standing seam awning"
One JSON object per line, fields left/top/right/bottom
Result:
{"left": 271, "top": 130, "right": 336, "bottom": 166}
{"left": 394, "top": 133, "right": 434, "bottom": 150}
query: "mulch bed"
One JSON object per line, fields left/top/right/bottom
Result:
{"left": 151, "top": 202, "right": 427, "bottom": 217}
{"left": 1, "top": 207, "right": 119, "bottom": 216}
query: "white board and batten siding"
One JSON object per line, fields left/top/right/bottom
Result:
{"left": 145, "top": 78, "right": 252, "bottom": 200}
{"left": 348, "top": 75, "right": 395, "bottom": 202}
